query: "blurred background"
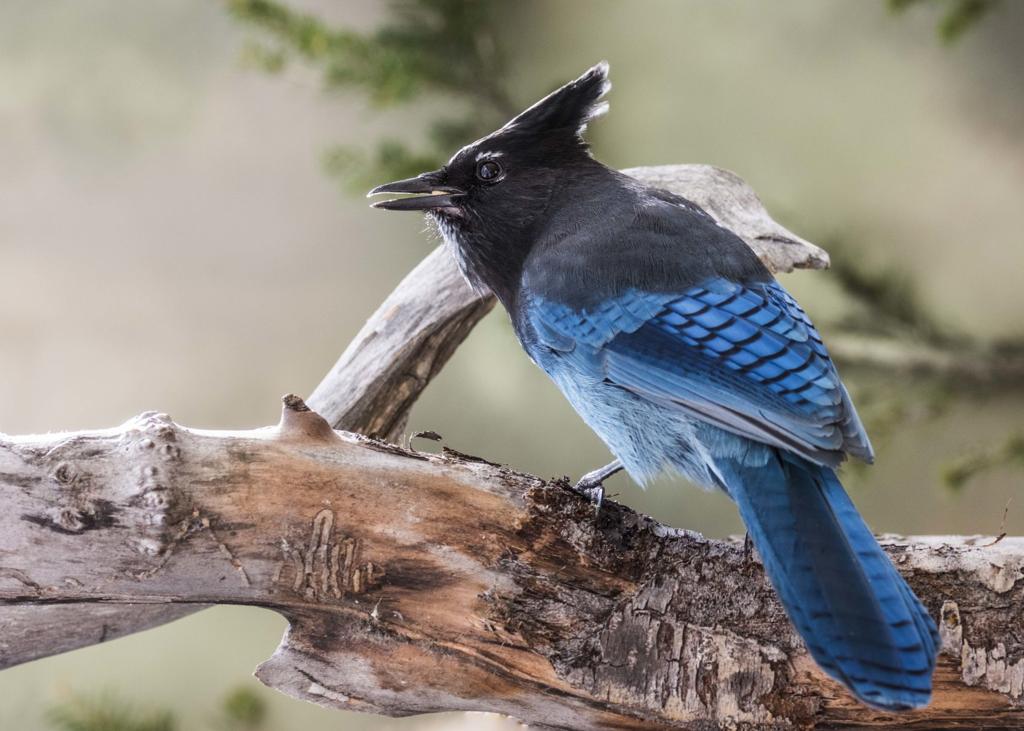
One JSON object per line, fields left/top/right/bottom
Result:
{"left": 1, "top": 0, "right": 1021, "bottom": 729}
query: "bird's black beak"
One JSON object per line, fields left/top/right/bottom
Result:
{"left": 367, "top": 170, "right": 465, "bottom": 211}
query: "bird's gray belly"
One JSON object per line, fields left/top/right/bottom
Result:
{"left": 542, "top": 359, "right": 729, "bottom": 489}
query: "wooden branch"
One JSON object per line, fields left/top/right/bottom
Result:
{"left": 308, "top": 245, "right": 495, "bottom": 442}
{"left": 623, "top": 165, "right": 830, "bottom": 273}
{"left": 6, "top": 164, "right": 1009, "bottom": 727}
{"left": 827, "top": 333, "right": 1024, "bottom": 387}
{"left": 0, "top": 162, "right": 812, "bottom": 666}
{"left": 1, "top": 399, "right": 1021, "bottom": 729}
{"left": 0, "top": 261, "right": 487, "bottom": 666}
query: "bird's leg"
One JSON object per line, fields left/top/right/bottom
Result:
{"left": 572, "top": 459, "right": 623, "bottom": 508}
{"left": 743, "top": 531, "right": 754, "bottom": 565}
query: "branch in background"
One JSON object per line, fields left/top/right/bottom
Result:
{"left": 823, "top": 239, "right": 1024, "bottom": 388}
{"left": 809, "top": 238, "right": 1024, "bottom": 486}
{"left": 943, "top": 433, "right": 1024, "bottom": 490}
{"left": 827, "top": 333, "right": 1024, "bottom": 389}
{"left": 825, "top": 239, "right": 955, "bottom": 347}
{"left": 888, "top": 0, "right": 1003, "bottom": 42}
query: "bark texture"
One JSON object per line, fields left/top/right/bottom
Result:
{"left": 0, "top": 400, "right": 1021, "bottom": 730}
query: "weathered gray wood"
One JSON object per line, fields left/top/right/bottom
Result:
{"left": 307, "top": 247, "right": 495, "bottom": 442}
{"left": 0, "top": 399, "right": 1021, "bottom": 729}
{"left": 624, "top": 164, "right": 830, "bottom": 273}
{"left": 0, "top": 604, "right": 198, "bottom": 668}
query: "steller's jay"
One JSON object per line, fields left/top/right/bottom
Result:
{"left": 369, "top": 62, "right": 938, "bottom": 710}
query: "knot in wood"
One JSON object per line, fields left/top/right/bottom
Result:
{"left": 122, "top": 412, "right": 186, "bottom": 555}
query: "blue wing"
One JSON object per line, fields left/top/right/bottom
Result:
{"left": 526, "top": 278, "right": 873, "bottom": 467}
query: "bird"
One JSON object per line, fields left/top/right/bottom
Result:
{"left": 368, "top": 62, "right": 939, "bottom": 711}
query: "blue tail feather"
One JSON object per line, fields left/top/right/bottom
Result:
{"left": 717, "top": 451, "right": 939, "bottom": 710}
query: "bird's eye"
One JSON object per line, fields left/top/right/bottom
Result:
{"left": 476, "top": 159, "right": 502, "bottom": 182}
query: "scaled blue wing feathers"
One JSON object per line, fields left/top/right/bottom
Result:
{"left": 526, "top": 278, "right": 874, "bottom": 467}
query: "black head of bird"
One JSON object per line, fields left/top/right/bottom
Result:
{"left": 368, "top": 62, "right": 616, "bottom": 304}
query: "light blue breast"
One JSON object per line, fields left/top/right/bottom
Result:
{"left": 534, "top": 345, "right": 769, "bottom": 489}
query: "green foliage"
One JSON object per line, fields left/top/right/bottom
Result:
{"left": 217, "top": 686, "right": 268, "bottom": 730}
{"left": 228, "top": 0, "right": 516, "bottom": 189}
{"left": 322, "top": 139, "right": 449, "bottom": 192}
{"left": 826, "top": 238, "right": 1024, "bottom": 399}
{"left": 46, "top": 686, "right": 268, "bottom": 731}
{"left": 943, "top": 433, "right": 1024, "bottom": 490}
{"left": 888, "top": 0, "right": 1002, "bottom": 42}
{"left": 826, "top": 239, "right": 955, "bottom": 346}
{"left": 47, "top": 693, "right": 176, "bottom": 731}
{"left": 809, "top": 238, "right": 1024, "bottom": 489}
